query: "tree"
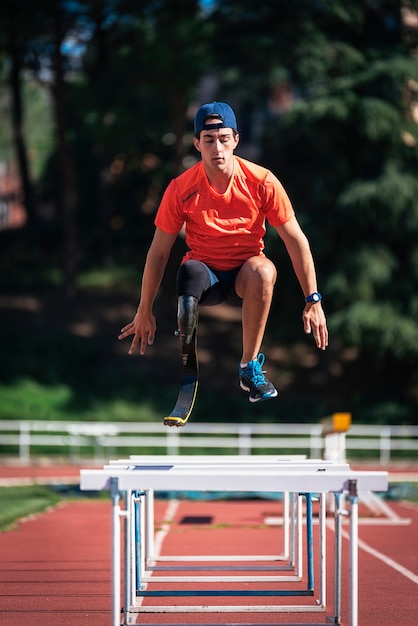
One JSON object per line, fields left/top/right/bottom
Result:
{"left": 0, "top": 1, "right": 38, "bottom": 230}
{"left": 1, "top": 0, "right": 417, "bottom": 421}
{"left": 1, "top": 0, "right": 211, "bottom": 287}
{"left": 50, "top": 1, "right": 80, "bottom": 297}
{"left": 0, "top": 0, "right": 81, "bottom": 295}
{"left": 211, "top": 0, "right": 418, "bottom": 420}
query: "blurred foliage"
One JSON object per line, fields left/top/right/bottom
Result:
{"left": 0, "top": 0, "right": 417, "bottom": 424}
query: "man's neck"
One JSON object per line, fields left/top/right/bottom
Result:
{"left": 203, "top": 159, "right": 234, "bottom": 194}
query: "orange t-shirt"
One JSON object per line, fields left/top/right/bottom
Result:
{"left": 155, "top": 155, "right": 295, "bottom": 271}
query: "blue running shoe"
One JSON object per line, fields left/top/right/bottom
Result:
{"left": 239, "top": 353, "right": 278, "bottom": 403}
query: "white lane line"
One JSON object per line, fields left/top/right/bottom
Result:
{"left": 340, "top": 527, "right": 418, "bottom": 585}
{"left": 153, "top": 498, "right": 179, "bottom": 556}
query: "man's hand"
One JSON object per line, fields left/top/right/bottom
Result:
{"left": 118, "top": 310, "right": 156, "bottom": 355}
{"left": 302, "top": 303, "right": 328, "bottom": 350}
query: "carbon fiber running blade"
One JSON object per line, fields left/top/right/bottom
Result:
{"left": 163, "top": 376, "right": 198, "bottom": 427}
{"left": 164, "top": 328, "right": 198, "bottom": 428}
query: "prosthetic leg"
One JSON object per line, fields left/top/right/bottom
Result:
{"left": 164, "top": 296, "right": 199, "bottom": 427}
{"left": 177, "top": 295, "right": 199, "bottom": 347}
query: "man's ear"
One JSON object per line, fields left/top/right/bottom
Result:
{"left": 193, "top": 137, "right": 201, "bottom": 152}
{"left": 234, "top": 132, "right": 240, "bottom": 148}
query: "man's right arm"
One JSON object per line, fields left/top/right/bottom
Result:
{"left": 118, "top": 228, "right": 178, "bottom": 355}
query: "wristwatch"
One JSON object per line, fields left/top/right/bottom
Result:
{"left": 305, "top": 292, "right": 322, "bottom": 303}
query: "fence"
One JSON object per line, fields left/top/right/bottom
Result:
{"left": 0, "top": 420, "right": 417, "bottom": 465}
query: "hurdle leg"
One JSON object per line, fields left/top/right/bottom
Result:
{"left": 139, "top": 493, "right": 146, "bottom": 586}
{"left": 110, "top": 477, "right": 122, "bottom": 626}
{"left": 289, "top": 492, "right": 297, "bottom": 568}
{"left": 282, "top": 491, "right": 290, "bottom": 560}
{"left": 301, "top": 493, "right": 315, "bottom": 591}
{"left": 348, "top": 480, "right": 359, "bottom": 626}
{"left": 319, "top": 493, "right": 326, "bottom": 608}
{"left": 145, "top": 489, "right": 154, "bottom": 564}
{"left": 123, "top": 491, "right": 133, "bottom": 623}
{"left": 333, "top": 491, "right": 343, "bottom": 624}
{"left": 296, "top": 494, "right": 303, "bottom": 578}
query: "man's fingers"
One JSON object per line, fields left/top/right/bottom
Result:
{"left": 118, "top": 322, "right": 134, "bottom": 340}
{"left": 303, "top": 306, "right": 328, "bottom": 350}
{"left": 119, "top": 317, "right": 156, "bottom": 355}
{"left": 315, "top": 332, "right": 323, "bottom": 350}
{"left": 139, "top": 330, "right": 155, "bottom": 354}
{"left": 139, "top": 333, "right": 148, "bottom": 355}
{"left": 315, "top": 327, "right": 328, "bottom": 350}
{"left": 128, "top": 335, "right": 139, "bottom": 355}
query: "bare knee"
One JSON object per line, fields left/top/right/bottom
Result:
{"left": 236, "top": 257, "right": 277, "bottom": 299}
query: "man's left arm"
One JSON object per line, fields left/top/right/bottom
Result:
{"left": 275, "top": 216, "right": 328, "bottom": 350}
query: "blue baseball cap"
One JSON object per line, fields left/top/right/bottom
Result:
{"left": 194, "top": 102, "right": 237, "bottom": 134}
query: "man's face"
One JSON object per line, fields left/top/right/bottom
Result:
{"left": 193, "top": 123, "right": 239, "bottom": 174}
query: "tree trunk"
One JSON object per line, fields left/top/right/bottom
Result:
{"left": 171, "top": 91, "right": 187, "bottom": 176}
{"left": 8, "top": 28, "right": 37, "bottom": 230}
{"left": 51, "top": 5, "right": 79, "bottom": 298}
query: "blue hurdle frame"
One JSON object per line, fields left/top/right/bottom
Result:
{"left": 126, "top": 489, "right": 325, "bottom": 622}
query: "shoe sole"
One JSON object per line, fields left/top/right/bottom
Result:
{"left": 240, "top": 381, "right": 278, "bottom": 403}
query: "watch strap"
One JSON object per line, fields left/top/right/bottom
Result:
{"left": 305, "top": 292, "right": 322, "bottom": 303}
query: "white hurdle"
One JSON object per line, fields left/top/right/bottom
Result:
{"left": 105, "top": 457, "right": 349, "bottom": 598}
{"left": 105, "top": 455, "right": 341, "bottom": 569}
{"left": 80, "top": 458, "right": 388, "bottom": 626}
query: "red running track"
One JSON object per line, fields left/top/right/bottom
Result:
{"left": 0, "top": 468, "right": 417, "bottom": 625}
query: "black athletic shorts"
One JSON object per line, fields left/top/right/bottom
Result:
{"left": 177, "top": 260, "right": 243, "bottom": 308}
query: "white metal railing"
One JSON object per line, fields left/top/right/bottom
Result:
{"left": 0, "top": 420, "right": 417, "bottom": 465}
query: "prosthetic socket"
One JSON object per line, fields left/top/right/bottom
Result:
{"left": 177, "top": 295, "right": 199, "bottom": 345}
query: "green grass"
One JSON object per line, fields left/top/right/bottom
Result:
{"left": 386, "top": 482, "right": 418, "bottom": 503}
{"left": 0, "top": 485, "right": 61, "bottom": 531}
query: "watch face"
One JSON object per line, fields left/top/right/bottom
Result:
{"left": 313, "top": 293, "right": 320, "bottom": 301}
